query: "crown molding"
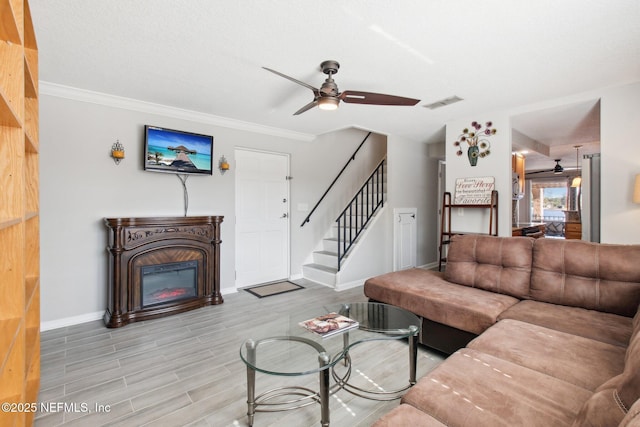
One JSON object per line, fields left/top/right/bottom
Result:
{"left": 39, "top": 81, "right": 315, "bottom": 142}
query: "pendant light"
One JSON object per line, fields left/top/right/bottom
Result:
{"left": 571, "top": 145, "right": 582, "bottom": 187}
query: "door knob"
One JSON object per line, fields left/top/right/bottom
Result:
{"left": 281, "top": 213, "right": 288, "bottom": 218}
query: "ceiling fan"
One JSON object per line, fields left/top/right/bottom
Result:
{"left": 526, "top": 159, "right": 565, "bottom": 175}
{"left": 526, "top": 146, "right": 583, "bottom": 176}
{"left": 263, "top": 60, "right": 420, "bottom": 115}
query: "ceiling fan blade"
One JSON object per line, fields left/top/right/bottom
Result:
{"left": 525, "top": 169, "right": 554, "bottom": 175}
{"left": 340, "top": 90, "right": 420, "bottom": 106}
{"left": 293, "top": 99, "right": 318, "bottom": 115}
{"left": 262, "top": 67, "right": 319, "bottom": 92}
{"left": 528, "top": 159, "right": 566, "bottom": 176}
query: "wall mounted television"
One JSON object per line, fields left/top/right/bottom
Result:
{"left": 144, "top": 125, "right": 214, "bottom": 175}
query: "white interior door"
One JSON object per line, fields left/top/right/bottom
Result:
{"left": 393, "top": 208, "right": 417, "bottom": 271}
{"left": 235, "top": 149, "right": 290, "bottom": 287}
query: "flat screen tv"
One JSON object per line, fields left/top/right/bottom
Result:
{"left": 144, "top": 125, "right": 214, "bottom": 175}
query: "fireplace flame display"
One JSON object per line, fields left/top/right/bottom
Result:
{"left": 141, "top": 261, "right": 198, "bottom": 307}
{"left": 147, "top": 287, "right": 194, "bottom": 304}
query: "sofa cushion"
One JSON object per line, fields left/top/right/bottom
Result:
{"left": 364, "top": 268, "right": 519, "bottom": 335}
{"left": 619, "top": 326, "right": 640, "bottom": 416}
{"left": 371, "top": 404, "right": 446, "bottom": 426}
{"left": 402, "top": 348, "right": 592, "bottom": 426}
{"left": 573, "top": 326, "right": 640, "bottom": 426}
{"left": 619, "top": 398, "right": 640, "bottom": 427}
{"left": 571, "top": 388, "right": 627, "bottom": 426}
{"left": 530, "top": 239, "right": 640, "bottom": 317}
{"left": 467, "top": 319, "right": 626, "bottom": 391}
{"left": 498, "top": 300, "right": 633, "bottom": 347}
{"left": 444, "top": 234, "right": 534, "bottom": 299}
{"left": 574, "top": 334, "right": 640, "bottom": 427}
{"left": 632, "top": 303, "right": 640, "bottom": 342}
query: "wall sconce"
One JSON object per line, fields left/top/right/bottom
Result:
{"left": 111, "top": 140, "right": 125, "bottom": 165}
{"left": 634, "top": 174, "right": 640, "bottom": 204}
{"left": 219, "top": 155, "right": 230, "bottom": 174}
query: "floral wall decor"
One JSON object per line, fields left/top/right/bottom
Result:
{"left": 454, "top": 121, "right": 497, "bottom": 166}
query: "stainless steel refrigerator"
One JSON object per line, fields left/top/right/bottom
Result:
{"left": 581, "top": 153, "right": 601, "bottom": 242}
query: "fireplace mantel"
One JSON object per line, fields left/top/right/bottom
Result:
{"left": 104, "top": 216, "right": 224, "bottom": 328}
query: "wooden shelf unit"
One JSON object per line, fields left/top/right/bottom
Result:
{"left": 438, "top": 190, "right": 498, "bottom": 271}
{"left": 0, "top": 0, "right": 40, "bottom": 425}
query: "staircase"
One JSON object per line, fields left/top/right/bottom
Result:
{"left": 303, "top": 160, "right": 386, "bottom": 287}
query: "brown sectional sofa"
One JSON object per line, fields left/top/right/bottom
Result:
{"left": 364, "top": 234, "right": 640, "bottom": 426}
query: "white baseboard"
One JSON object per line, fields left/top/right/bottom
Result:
{"left": 334, "top": 279, "right": 365, "bottom": 292}
{"left": 419, "top": 261, "right": 439, "bottom": 270}
{"left": 41, "top": 311, "right": 104, "bottom": 332}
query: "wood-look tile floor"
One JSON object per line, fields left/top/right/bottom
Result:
{"left": 35, "top": 281, "right": 444, "bottom": 427}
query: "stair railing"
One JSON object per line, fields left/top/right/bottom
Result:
{"left": 336, "top": 159, "right": 385, "bottom": 271}
{"left": 301, "top": 132, "right": 372, "bottom": 227}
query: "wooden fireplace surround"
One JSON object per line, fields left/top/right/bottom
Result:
{"left": 104, "top": 216, "right": 224, "bottom": 328}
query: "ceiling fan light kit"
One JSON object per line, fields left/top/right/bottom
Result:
{"left": 318, "top": 97, "right": 339, "bottom": 111}
{"left": 263, "top": 60, "right": 420, "bottom": 115}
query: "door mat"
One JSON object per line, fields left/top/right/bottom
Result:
{"left": 244, "top": 281, "right": 304, "bottom": 298}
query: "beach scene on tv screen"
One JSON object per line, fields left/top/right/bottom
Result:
{"left": 146, "top": 127, "right": 212, "bottom": 173}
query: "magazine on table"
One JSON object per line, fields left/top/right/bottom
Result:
{"left": 300, "top": 312, "right": 359, "bottom": 338}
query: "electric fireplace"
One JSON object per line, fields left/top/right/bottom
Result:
{"left": 104, "top": 216, "right": 223, "bottom": 328}
{"left": 141, "top": 261, "right": 198, "bottom": 307}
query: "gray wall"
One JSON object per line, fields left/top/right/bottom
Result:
{"left": 42, "top": 81, "right": 639, "bottom": 328}
{"left": 40, "top": 92, "right": 440, "bottom": 327}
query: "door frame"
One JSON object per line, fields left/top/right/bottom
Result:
{"left": 234, "top": 147, "right": 291, "bottom": 289}
{"left": 437, "top": 160, "right": 446, "bottom": 257}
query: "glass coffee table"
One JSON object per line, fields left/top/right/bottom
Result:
{"left": 239, "top": 302, "right": 420, "bottom": 427}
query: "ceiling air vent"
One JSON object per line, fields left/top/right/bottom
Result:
{"left": 423, "top": 95, "right": 463, "bottom": 110}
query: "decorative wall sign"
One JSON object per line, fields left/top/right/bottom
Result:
{"left": 453, "top": 121, "right": 497, "bottom": 166}
{"left": 454, "top": 177, "right": 495, "bottom": 204}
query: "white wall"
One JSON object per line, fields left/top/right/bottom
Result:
{"left": 442, "top": 81, "right": 640, "bottom": 244}
{"left": 387, "top": 135, "right": 441, "bottom": 266}
{"left": 600, "top": 82, "right": 640, "bottom": 243}
{"left": 334, "top": 134, "right": 442, "bottom": 286}
{"left": 290, "top": 129, "right": 387, "bottom": 269}
{"left": 445, "top": 115, "right": 512, "bottom": 236}
{"left": 503, "top": 81, "right": 640, "bottom": 244}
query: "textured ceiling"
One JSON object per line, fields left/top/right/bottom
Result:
{"left": 30, "top": 0, "right": 640, "bottom": 167}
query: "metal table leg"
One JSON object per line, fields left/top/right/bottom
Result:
{"left": 245, "top": 339, "right": 256, "bottom": 427}
{"left": 330, "top": 324, "right": 420, "bottom": 400}
{"left": 318, "top": 352, "right": 330, "bottom": 427}
{"left": 408, "top": 325, "right": 419, "bottom": 385}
